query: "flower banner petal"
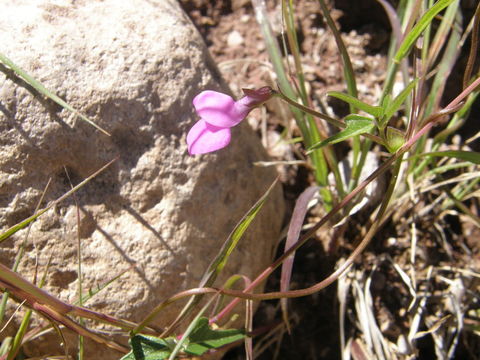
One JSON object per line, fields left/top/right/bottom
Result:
{"left": 193, "top": 91, "right": 245, "bottom": 128}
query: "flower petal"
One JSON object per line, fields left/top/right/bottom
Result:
{"left": 193, "top": 90, "right": 246, "bottom": 128}
{"left": 187, "top": 119, "right": 232, "bottom": 155}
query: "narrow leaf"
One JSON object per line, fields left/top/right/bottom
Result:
{"left": 393, "top": 0, "right": 456, "bottom": 63}
{"left": 384, "top": 78, "right": 418, "bottom": 122}
{"left": 0, "top": 52, "right": 110, "bottom": 136}
{"left": 410, "top": 150, "right": 480, "bottom": 164}
{"left": 201, "top": 178, "right": 279, "bottom": 282}
{"left": 424, "top": 8, "right": 462, "bottom": 118}
{"left": 318, "top": 0, "right": 358, "bottom": 103}
{"left": 308, "top": 117, "right": 375, "bottom": 151}
{"left": 427, "top": 0, "right": 460, "bottom": 69}
{"left": 0, "top": 158, "right": 116, "bottom": 244}
{"left": 328, "top": 91, "right": 383, "bottom": 117}
{"left": 76, "top": 268, "right": 130, "bottom": 305}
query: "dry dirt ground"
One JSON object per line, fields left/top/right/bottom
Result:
{"left": 180, "top": 1, "right": 480, "bottom": 359}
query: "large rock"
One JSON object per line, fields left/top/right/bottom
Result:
{"left": 0, "top": 0, "right": 283, "bottom": 358}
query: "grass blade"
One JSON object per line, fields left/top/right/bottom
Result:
{"left": 168, "top": 298, "right": 217, "bottom": 360}
{"left": 384, "top": 78, "right": 418, "bottom": 124}
{"left": 426, "top": 0, "right": 461, "bottom": 69}
{"left": 280, "top": 186, "right": 319, "bottom": 332}
{"left": 0, "top": 158, "right": 117, "bottom": 244}
{"left": 463, "top": 3, "right": 480, "bottom": 88}
{"left": 0, "top": 52, "right": 110, "bottom": 136}
{"left": 409, "top": 150, "right": 480, "bottom": 164}
{"left": 318, "top": 0, "right": 358, "bottom": 102}
{"left": 202, "top": 177, "right": 280, "bottom": 279}
{"left": 252, "top": 0, "right": 334, "bottom": 209}
{"left": 6, "top": 257, "right": 52, "bottom": 360}
{"left": 394, "top": 0, "right": 456, "bottom": 63}
{"left": 423, "top": 9, "right": 462, "bottom": 119}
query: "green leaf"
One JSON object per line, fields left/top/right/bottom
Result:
{"left": 382, "top": 78, "right": 419, "bottom": 126}
{"left": 328, "top": 92, "right": 383, "bottom": 118}
{"left": 122, "top": 320, "right": 244, "bottom": 360}
{"left": 0, "top": 52, "right": 110, "bottom": 136}
{"left": 393, "top": 0, "right": 456, "bottom": 63}
{"left": 185, "top": 318, "right": 245, "bottom": 356}
{"left": 307, "top": 115, "right": 375, "bottom": 152}
{"left": 410, "top": 151, "right": 480, "bottom": 165}
{"left": 121, "top": 335, "right": 173, "bottom": 360}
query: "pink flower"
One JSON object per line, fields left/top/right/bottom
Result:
{"left": 187, "top": 87, "right": 274, "bottom": 155}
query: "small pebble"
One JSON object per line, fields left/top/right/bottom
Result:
{"left": 227, "top": 30, "right": 244, "bottom": 48}
{"left": 240, "top": 14, "right": 250, "bottom": 23}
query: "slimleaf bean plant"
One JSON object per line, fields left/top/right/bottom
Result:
{"left": 0, "top": 0, "right": 479, "bottom": 359}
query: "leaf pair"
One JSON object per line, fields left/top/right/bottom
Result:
{"left": 121, "top": 318, "right": 244, "bottom": 360}
{"left": 308, "top": 79, "right": 418, "bottom": 152}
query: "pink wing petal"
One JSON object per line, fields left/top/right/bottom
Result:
{"left": 193, "top": 90, "right": 245, "bottom": 128}
{"left": 187, "top": 119, "right": 232, "bottom": 155}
